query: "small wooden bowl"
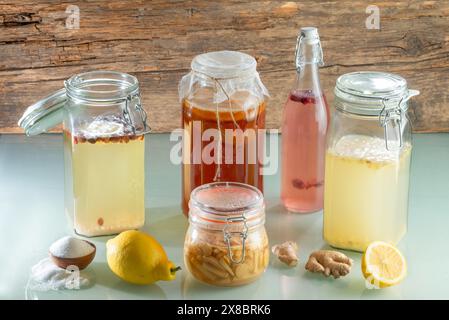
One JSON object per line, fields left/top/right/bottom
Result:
{"left": 49, "top": 241, "right": 96, "bottom": 270}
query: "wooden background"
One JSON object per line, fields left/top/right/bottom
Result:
{"left": 0, "top": 0, "right": 448, "bottom": 133}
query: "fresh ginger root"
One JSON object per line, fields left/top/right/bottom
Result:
{"left": 305, "top": 250, "right": 353, "bottom": 279}
{"left": 272, "top": 241, "right": 299, "bottom": 267}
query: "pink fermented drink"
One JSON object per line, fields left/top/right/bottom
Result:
{"left": 281, "top": 27, "right": 329, "bottom": 213}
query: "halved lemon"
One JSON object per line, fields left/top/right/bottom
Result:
{"left": 362, "top": 241, "right": 407, "bottom": 288}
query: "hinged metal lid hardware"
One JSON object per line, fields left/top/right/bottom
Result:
{"left": 379, "top": 98, "right": 404, "bottom": 151}
{"left": 223, "top": 215, "right": 249, "bottom": 264}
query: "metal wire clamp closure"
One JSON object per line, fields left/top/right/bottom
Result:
{"left": 379, "top": 97, "right": 404, "bottom": 151}
{"left": 295, "top": 32, "right": 324, "bottom": 72}
{"left": 123, "top": 93, "right": 151, "bottom": 135}
{"left": 223, "top": 215, "right": 249, "bottom": 264}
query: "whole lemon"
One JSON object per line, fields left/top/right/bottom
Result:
{"left": 106, "top": 230, "right": 180, "bottom": 285}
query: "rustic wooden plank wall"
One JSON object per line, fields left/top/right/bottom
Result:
{"left": 0, "top": 0, "right": 448, "bottom": 133}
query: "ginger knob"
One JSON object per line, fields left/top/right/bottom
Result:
{"left": 272, "top": 241, "right": 299, "bottom": 267}
{"left": 305, "top": 250, "right": 353, "bottom": 279}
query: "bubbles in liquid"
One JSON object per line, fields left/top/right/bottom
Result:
{"left": 85, "top": 120, "right": 124, "bottom": 136}
{"left": 332, "top": 134, "right": 408, "bottom": 162}
{"left": 76, "top": 115, "right": 134, "bottom": 139}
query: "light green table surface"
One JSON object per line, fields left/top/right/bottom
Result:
{"left": 0, "top": 133, "right": 447, "bottom": 300}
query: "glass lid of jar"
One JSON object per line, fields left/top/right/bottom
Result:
{"left": 18, "top": 71, "right": 145, "bottom": 136}
{"left": 190, "top": 182, "right": 264, "bottom": 217}
{"left": 18, "top": 88, "right": 66, "bottom": 136}
{"left": 334, "top": 71, "right": 419, "bottom": 116}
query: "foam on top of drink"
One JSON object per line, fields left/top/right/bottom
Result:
{"left": 76, "top": 116, "right": 134, "bottom": 139}
{"left": 331, "top": 134, "right": 408, "bottom": 162}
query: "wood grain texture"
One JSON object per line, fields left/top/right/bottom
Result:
{"left": 0, "top": 0, "right": 448, "bottom": 133}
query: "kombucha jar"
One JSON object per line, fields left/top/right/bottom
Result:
{"left": 323, "top": 72, "right": 419, "bottom": 252}
{"left": 19, "top": 71, "right": 149, "bottom": 237}
{"left": 179, "top": 51, "right": 269, "bottom": 216}
{"left": 184, "top": 182, "right": 269, "bottom": 286}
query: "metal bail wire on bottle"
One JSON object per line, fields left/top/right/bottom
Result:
{"left": 294, "top": 28, "right": 324, "bottom": 72}
{"left": 294, "top": 33, "right": 304, "bottom": 72}
{"left": 223, "top": 215, "right": 248, "bottom": 264}
{"left": 379, "top": 98, "right": 404, "bottom": 151}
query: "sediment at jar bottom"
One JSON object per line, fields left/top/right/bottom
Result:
{"left": 74, "top": 219, "right": 145, "bottom": 238}
{"left": 185, "top": 239, "right": 269, "bottom": 287}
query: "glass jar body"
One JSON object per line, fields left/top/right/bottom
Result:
{"left": 184, "top": 224, "right": 269, "bottom": 287}
{"left": 63, "top": 72, "right": 146, "bottom": 237}
{"left": 323, "top": 106, "right": 412, "bottom": 251}
{"left": 181, "top": 76, "right": 267, "bottom": 216}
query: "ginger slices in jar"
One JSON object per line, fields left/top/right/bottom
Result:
{"left": 185, "top": 237, "right": 269, "bottom": 287}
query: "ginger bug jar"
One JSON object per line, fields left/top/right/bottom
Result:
{"left": 19, "top": 71, "right": 149, "bottom": 237}
{"left": 184, "top": 182, "right": 269, "bottom": 286}
{"left": 323, "top": 72, "right": 419, "bottom": 252}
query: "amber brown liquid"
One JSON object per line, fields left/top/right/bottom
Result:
{"left": 182, "top": 98, "right": 266, "bottom": 216}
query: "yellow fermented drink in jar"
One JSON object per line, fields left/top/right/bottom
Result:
{"left": 323, "top": 134, "right": 411, "bottom": 252}
{"left": 323, "top": 71, "right": 419, "bottom": 252}
{"left": 64, "top": 119, "right": 145, "bottom": 237}
{"left": 18, "top": 71, "right": 149, "bottom": 238}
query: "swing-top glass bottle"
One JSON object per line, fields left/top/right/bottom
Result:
{"left": 281, "top": 27, "right": 329, "bottom": 213}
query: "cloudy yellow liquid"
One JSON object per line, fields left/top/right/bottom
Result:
{"left": 323, "top": 135, "right": 411, "bottom": 252}
{"left": 64, "top": 120, "right": 145, "bottom": 237}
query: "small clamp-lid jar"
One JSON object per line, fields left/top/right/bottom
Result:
{"left": 184, "top": 182, "right": 269, "bottom": 286}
